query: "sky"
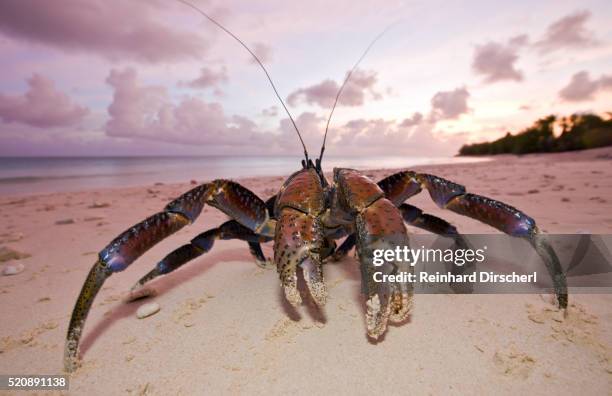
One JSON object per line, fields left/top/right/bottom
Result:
{"left": 0, "top": 0, "right": 611, "bottom": 158}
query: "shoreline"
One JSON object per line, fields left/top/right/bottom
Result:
{"left": 0, "top": 155, "right": 491, "bottom": 198}
{"left": 2, "top": 145, "right": 610, "bottom": 199}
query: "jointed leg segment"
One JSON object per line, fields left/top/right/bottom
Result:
{"left": 129, "top": 220, "right": 273, "bottom": 294}
{"left": 65, "top": 180, "right": 273, "bottom": 372}
{"left": 378, "top": 170, "right": 568, "bottom": 308}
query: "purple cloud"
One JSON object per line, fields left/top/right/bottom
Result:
{"left": 559, "top": 70, "right": 612, "bottom": 101}
{"left": 286, "top": 69, "right": 380, "bottom": 108}
{"left": 535, "top": 10, "right": 597, "bottom": 53}
{"left": 250, "top": 42, "right": 273, "bottom": 64}
{"left": 334, "top": 117, "right": 464, "bottom": 156}
{"left": 181, "top": 67, "right": 228, "bottom": 90}
{"left": 261, "top": 106, "right": 279, "bottom": 117}
{"left": 287, "top": 80, "right": 337, "bottom": 108}
{"left": 0, "top": 0, "right": 206, "bottom": 63}
{"left": 105, "top": 68, "right": 258, "bottom": 145}
{"left": 399, "top": 112, "right": 424, "bottom": 128}
{"left": 472, "top": 35, "right": 528, "bottom": 83}
{"left": 0, "top": 74, "right": 88, "bottom": 128}
{"left": 278, "top": 112, "right": 325, "bottom": 150}
{"left": 429, "top": 87, "right": 470, "bottom": 121}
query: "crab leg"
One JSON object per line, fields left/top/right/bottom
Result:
{"left": 65, "top": 180, "right": 274, "bottom": 372}
{"left": 399, "top": 203, "right": 466, "bottom": 245}
{"left": 378, "top": 171, "right": 567, "bottom": 309}
{"left": 128, "top": 220, "right": 272, "bottom": 297}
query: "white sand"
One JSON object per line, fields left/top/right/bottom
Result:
{"left": 1, "top": 148, "right": 611, "bottom": 395}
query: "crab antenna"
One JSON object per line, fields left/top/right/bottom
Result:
{"left": 318, "top": 24, "right": 395, "bottom": 164}
{"left": 177, "top": 0, "right": 309, "bottom": 162}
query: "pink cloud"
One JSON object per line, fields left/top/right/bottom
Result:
{"left": 429, "top": 87, "right": 470, "bottom": 121}
{"left": 102, "top": 68, "right": 469, "bottom": 156}
{"left": 399, "top": 112, "right": 423, "bottom": 128}
{"left": 535, "top": 10, "right": 597, "bottom": 53}
{"left": 261, "top": 106, "right": 279, "bottom": 117}
{"left": 472, "top": 35, "right": 528, "bottom": 83}
{"left": 333, "top": 117, "right": 463, "bottom": 156}
{"left": 105, "top": 68, "right": 259, "bottom": 145}
{"left": 277, "top": 111, "right": 325, "bottom": 150}
{"left": 324, "top": 85, "right": 472, "bottom": 155}
{"left": 0, "top": 74, "right": 88, "bottom": 128}
{"left": 250, "top": 42, "right": 274, "bottom": 64}
{"left": 287, "top": 80, "right": 337, "bottom": 107}
{"left": 0, "top": 0, "right": 206, "bottom": 63}
{"left": 337, "top": 118, "right": 396, "bottom": 147}
{"left": 180, "top": 67, "right": 228, "bottom": 90}
{"left": 286, "top": 69, "right": 381, "bottom": 108}
{"left": 274, "top": 110, "right": 462, "bottom": 157}
{"left": 404, "top": 125, "right": 467, "bottom": 156}
{"left": 559, "top": 70, "right": 612, "bottom": 102}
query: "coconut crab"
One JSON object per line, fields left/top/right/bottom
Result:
{"left": 64, "top": 0, "right": 568, "bottom": 372}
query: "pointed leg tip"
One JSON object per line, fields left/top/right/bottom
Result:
{"left": 389, "top": 293, "right": 413, "bottom": 323}
{"left": 125, "top": 285, "right": 157, "bottom": 302}
{"left": 300, "top": 258, "right": 327, "bottom": 306}
{"left": 311, "top": 290, "right": 327, "bottom": 307}
{"left": 558, "top": 294, "right": 568, "bottom": 310}
{"left": 63, "top": 343, "right": 80, "bottom": 373}
{"left": 63, "top": 357, "right": 79, "bottom": 373}
{"left": 304, "top": 279, "right": 327, "bottom": 307}
{"left": 365, "top": 294, "right": 390, "bottom": 339}
{"left": 366, "top": 321, "right": 388, "bottom": 340}
{"left": 255, "top": 258, "right": 274, "bottom": 269}
{"left": 283, "top": 285, "right": 302, "bottom": 307}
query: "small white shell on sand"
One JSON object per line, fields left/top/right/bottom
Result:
{"left": 2, "top": 262, "right": 25, "bottom": 276}
{"left": 136, "top": 302, "right": 160, "bottom": 319}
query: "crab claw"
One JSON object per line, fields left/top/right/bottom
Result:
{"left": 389, "top": 289, "right": 412, "bottom": 323}
{"left": 365, "top": 283, "right": 412, "bottom": 340}
{"left": 366, "top": 294, "right": 390, "bottom": 338}
{"left": 359, "top": 241, "right": 414, "bottom": 340}
{"left": 301, "top": 257, "right": 327, "bottom": 306}
{"left": 274, "top": 207, "right": 328, "bottom": 308}
{"left": 281, "top": 257, "right": 327, "bottom": 307}
{"left": 282, "top": 273, "right": 302, "bottom": 306}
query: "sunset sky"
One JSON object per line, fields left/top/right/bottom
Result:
{"left": 0, "top": 0, "right": 611, "bottom": 157}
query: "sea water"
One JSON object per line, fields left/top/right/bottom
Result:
{"left": 0, "top": 155, "right": 489, "bottom": 196}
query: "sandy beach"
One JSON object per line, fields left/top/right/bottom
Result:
{"left": 1, "top": 148, "right": 611, "bottom": 395}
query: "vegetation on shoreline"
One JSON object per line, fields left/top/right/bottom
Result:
{"left": 459, "top": 112, "right": 612, "bottom": 156}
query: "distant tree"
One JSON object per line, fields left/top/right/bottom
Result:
{"left": 459, "top": 112, "right": 612, "bottom": 156}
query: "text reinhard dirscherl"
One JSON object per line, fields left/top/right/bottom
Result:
{"left": 371, "top": 246, "right": 537, "bottom": 284}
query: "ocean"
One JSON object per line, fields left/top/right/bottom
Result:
{"left": 0, "top": 156, "right": 489, "bottom": 196}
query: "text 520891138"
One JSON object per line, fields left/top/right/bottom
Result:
{"left": 0, "top": 375, "right": 69, "bottom": 390}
